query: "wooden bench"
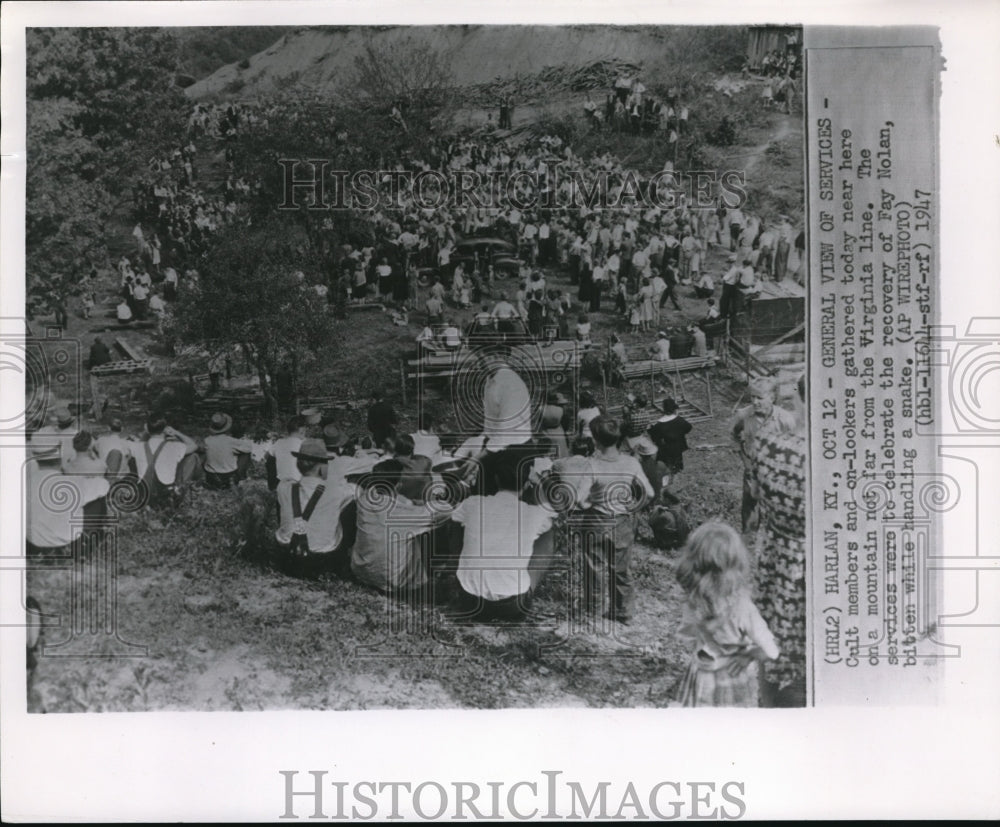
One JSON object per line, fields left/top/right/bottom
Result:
{"left": 114, "top": 337, "right": 145, "bottom": 362}
{"left": 90, "top": 358, "right": 152, "bottom": 376}
{"left": 617, "top": 353, "right": 717, "bottom": 382}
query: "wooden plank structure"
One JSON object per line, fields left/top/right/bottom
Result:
{"left": 608, "top": 343, "right": 720, "bottom": 420}
{"left": 404, "top": 340, "right": 590, "bottom": 383}
{"left": 402, "top": 338, "right": 589, "bottom": 408}
{"left": 90, "top": 336, "right": 153, "bottom": 376}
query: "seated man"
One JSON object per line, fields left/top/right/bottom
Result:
{"left": 441, "top": 319, "right": 462, "bottom": 350}
{"left": 351, "top": 459, "right": 453, "bottom": 596}
{"left": 116, "top": 299, "right": 133, "bottom": 324}
{"left": 203, "top": 412, "right": 252, "bottom": 490}
{"left": 415, "top": 325, "right": 437, "bottom": 355}
{"left": 131, "top": 417, "right": 199, "bottom": 507}
{"left": 274, "top": 438, "right": 356, "bottom": 579}
{"left": 96, "top": 418, "right": 136, "bottom": 479}
{"left": 389, "top": 433, "right": 434, "bottom": 503}
{"left": 651, "top": 331, "right": 672, "bottom": 361}
{"left": 669, "top": 327, "right": 694, "bottom": 359}
{"left": 449, "top": 449, "right": 554, "bottom": 622}
{"left": 265, "top": 415, "right": 306, "bottom": 490}
{"left": 26, "top": 441, "right": 109, "bottom": 557}
{"left": 693, "top": 272, "right": 715, "bottom": 299}
{"left": 88, "top": 337, "right": 112, "bottom": 370}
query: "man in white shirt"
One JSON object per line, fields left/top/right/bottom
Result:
{"left": 652, "top": 331, "right": 672, "bottom": 361}
{"left": 131, "top": 417, "right": 199, "bottom": 506}
{"left": 204, "top": 412, "right": 252, "bottom": 489}
{"left": 26, "top": 442, "right": 109, "bottom": 554}
{"left": 275, "top": 439, "right": 356, "bottom": 578}
{"left": 117, "top": 300, "right": 133, "bottom": 324}
{"left": 29, "top": 406, "right": 78, "bottom": 471}
{"left": 441, "top": 320, "right": 462, "bottom": 350}
{"left": 720, "top": 255, "right": 742, "bottom": 319}
{"left": 96, "top": 418, "right": 135, "bottom": 478}
{"left": 694, "top": 272, "right": 715, "bottom": 299}
{"left": 450, "top": 450, "right": 554, "bottom": 621}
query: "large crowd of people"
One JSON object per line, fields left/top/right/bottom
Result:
{"left": 27, "top": 353, "right": 806, "bottom": 706}
{"left": 33, "top": 73, "right": 807, "bottom": 707}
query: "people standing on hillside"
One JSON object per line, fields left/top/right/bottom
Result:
{"left": 648, "top": 398, "right": 692, "bottom": 490}
{"left": 571, "top": 415, "right": 654, "bottom": 623}
{"left": 749, "top": 375, "right": 807, "bottom": 707}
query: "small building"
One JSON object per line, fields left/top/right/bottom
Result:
{"left": 746, "top": 25, "right": 802, "bottom": 71}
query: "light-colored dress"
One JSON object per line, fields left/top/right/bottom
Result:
{"left": 638, "top": 284, "right": 655, "bottom": 324}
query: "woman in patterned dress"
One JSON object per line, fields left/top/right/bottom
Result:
{"left": 749, "top": 374, "right": 807, "bottom": 707}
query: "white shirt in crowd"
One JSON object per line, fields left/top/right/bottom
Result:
{"left": 410, "top": 430, "right": 441, "bottom": 459}
{"left": 452, "top": 491, "right": 553, "bottom": 600}
{"left": 131, "top": 436, "right": 189, "bottom": 485}
{"left": 274, "top": 476, "right": 355, "bottom": 554}
{"left": 269, "top": 435, "right": 303, "bottom": 482}
{"left": 26, "top": 461, "right": 109, "bottom": 548}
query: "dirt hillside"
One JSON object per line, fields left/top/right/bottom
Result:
{"left": 186, "top": 25, "right": 729, "bottom": 100}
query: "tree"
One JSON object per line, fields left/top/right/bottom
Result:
{"left": 348, "top": 35, "right": 455, "bottom": 137}
{"left": 25, "top": 28, "right": 188, "bottom": 314}
{"left": 172, "top": 215, "right": 335, "bottom": 413}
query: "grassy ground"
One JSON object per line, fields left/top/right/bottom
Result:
{"left": 27, "top": 397, "right": 751, "bottom": 712}
{"left": 25, "top": 92, "right": 801, "bottom": 712}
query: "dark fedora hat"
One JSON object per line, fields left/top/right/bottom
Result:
{"left": 291, "top": 438, "right": 330, "bottom": 463}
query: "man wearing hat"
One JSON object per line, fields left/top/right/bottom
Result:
{"left": 29, "top": 406, "right": 78, "bottom": 471}
{"left": 651, "top": 331, "right": 672, "bottom": 361}
{"left": 648, "top": 398, "right": 692, "bottom": 490}
{"left": 204, "top": 412, "right": 252, "bottom": 490}
{"left": 299, "top": 408, "right": 323, "bottom": 439}
{"left": 26, "top": 440, "right": 109, "bottom": 557}
{"left": 274, "top": 438, "right": 356, "bottom": 579}
{"left": 322, "top": 424, "right": 366, "bottom": 485}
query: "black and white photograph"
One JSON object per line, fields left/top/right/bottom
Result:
{"left": 18, "top": 22, "right": 808, "bottom": 713}
{"left": 2, "top": 2, "right": 999, "bottom": 822}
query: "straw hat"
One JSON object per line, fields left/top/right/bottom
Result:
{"left": 209, "top": 412, "right": 232, "bottom": 434}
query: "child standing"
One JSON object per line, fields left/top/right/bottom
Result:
{"left": 675, "top": 521, "right": 779, "bottom": 707}
{"left": 628, "top": 298, "right": 641, "bottom": 334}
